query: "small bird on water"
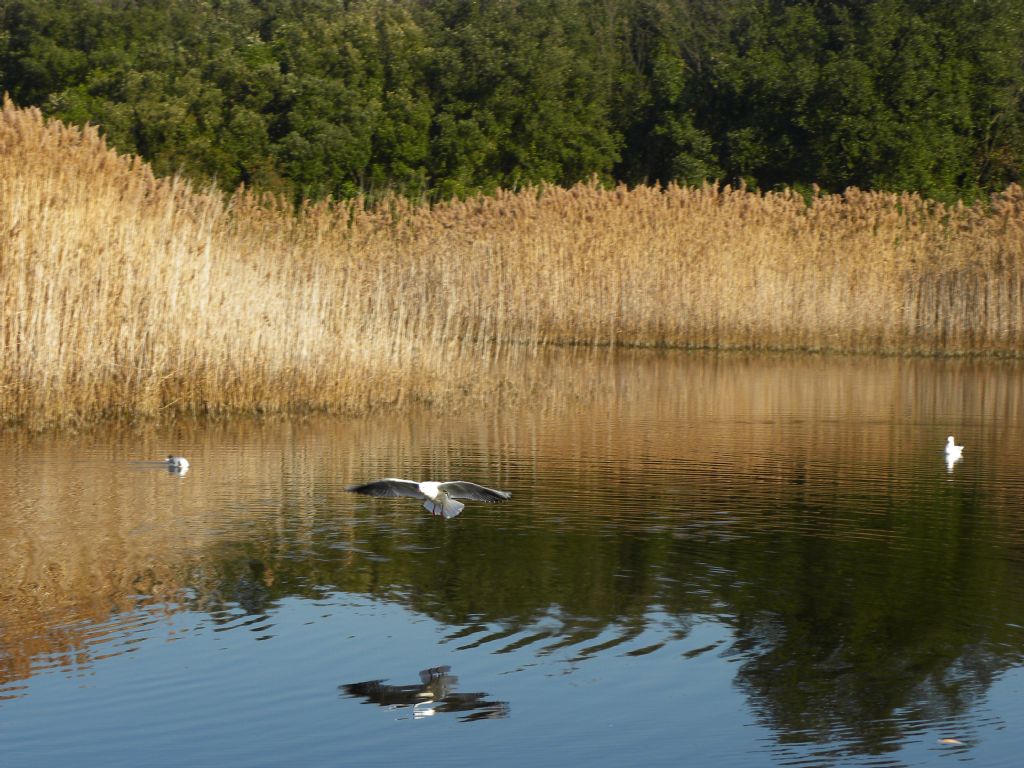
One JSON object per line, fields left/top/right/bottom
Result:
{"left": 944, "top": 436, "right": 964, "bottom": 459}
{"left": 166, "top": 455, "right": 190, "bottom": 470}
{"left": 345, "top": 478, "right": 511, "bottom": 519}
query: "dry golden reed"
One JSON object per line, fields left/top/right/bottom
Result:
{"left": 2, "top": 101, "right": 1023, "bottom": 427}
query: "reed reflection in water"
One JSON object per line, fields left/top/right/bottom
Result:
{"left": 2, "top": 350, "right": 1024, "bottom": 767}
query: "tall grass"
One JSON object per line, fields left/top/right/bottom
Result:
{"left": 2, "top": 100, "right": 1023, "bottom": 427}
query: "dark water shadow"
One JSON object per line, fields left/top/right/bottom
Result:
{"left": 341, "top": 666, "right": 509, "bottom": 722}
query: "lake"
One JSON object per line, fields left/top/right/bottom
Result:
{"left": 2, "top": 350, "right": 1024, "bottom": 767}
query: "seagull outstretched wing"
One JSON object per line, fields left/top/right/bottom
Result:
{"left": 438, "top": 481, "right": 511, "bottom": 502}
{"left": 346, "top": 478, "right": 426, "bottom": 499}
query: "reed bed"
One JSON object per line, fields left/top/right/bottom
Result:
{"left": 2, "top": 100, "right": 1023, "bottom": 427}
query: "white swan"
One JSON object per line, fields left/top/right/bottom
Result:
{"left": 165, "top": 455, "right": 190, "bottom": 470}
{"left": 944, "top": 436, "right": 964, "bottom": 459}
{"left": 345, "top": 478, "right": 511, "bottom": 519}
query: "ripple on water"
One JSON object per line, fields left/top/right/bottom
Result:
{"left": 3, "top": 352, "right": 1024, "bottom": 767}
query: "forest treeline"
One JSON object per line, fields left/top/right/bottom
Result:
{"left": 2, "top": 0, "right": 1022, "bottom": 203}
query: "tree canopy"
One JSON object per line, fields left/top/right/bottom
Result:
{"left": 2, "top": 0, "right": 1021, "bottom": 202}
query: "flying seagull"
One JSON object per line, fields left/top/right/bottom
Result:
{"left": 345, "top": 478, "right": 511, "bottom": 519}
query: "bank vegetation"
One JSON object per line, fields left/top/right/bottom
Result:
{"left": 2, "top": 102, "right": 1023, "bottom": 427}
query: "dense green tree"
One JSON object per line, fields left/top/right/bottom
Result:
{"left": 610, "top": 0, "right": 726, "bottom": 186}
{"left": 812, "top": 0, "right": 975, "bottom": 200}
{"left": 705, "top": 1, "right": 827, "bottom": 188}
{"left": 423, "top": 0, "right": 621, "bottom": 196}
{"left": 705, "top": 0, "right": 1023, "bottom": 200}
{"left": 0, "top": 0, "right": 1021, "bottom": 202}
{"left": 946, "top": 0, "right": 1024, "bottom": 193}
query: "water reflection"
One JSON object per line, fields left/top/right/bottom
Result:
{"left": 341, "top": 666, "right": 509, "bottom": 722}
{"left": 2, "top": 351, "right": 1024, "bottom": 764}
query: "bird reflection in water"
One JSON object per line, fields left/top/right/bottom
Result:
{"left": 945, "top": 452, "right": 962, "bottom": 474}
{"left": 341, "top": 666, "right": 509, "bottom": 721}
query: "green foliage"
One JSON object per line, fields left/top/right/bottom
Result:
{"left": 0, "top": 0, "right": 1021, "bottom": 202}
{"left": 708, "top": 0, "right": 1023, "bottom": 201}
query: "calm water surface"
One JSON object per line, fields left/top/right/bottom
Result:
{"left": 2, "top": 351, "right": 1024, "bottom": 767}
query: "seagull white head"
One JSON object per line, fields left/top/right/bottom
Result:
{"left": 345, "top": 478, "right": 511, "bottom": 519}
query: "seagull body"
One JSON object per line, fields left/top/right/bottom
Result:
{"left": 166, "top": 455, "right": 190, "bottom": 470}
{"left": 944, "top": 436, "right": 964, "bottom": 459}
{"left": 345, "top": 478, "right": 511, "bottom": 519}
